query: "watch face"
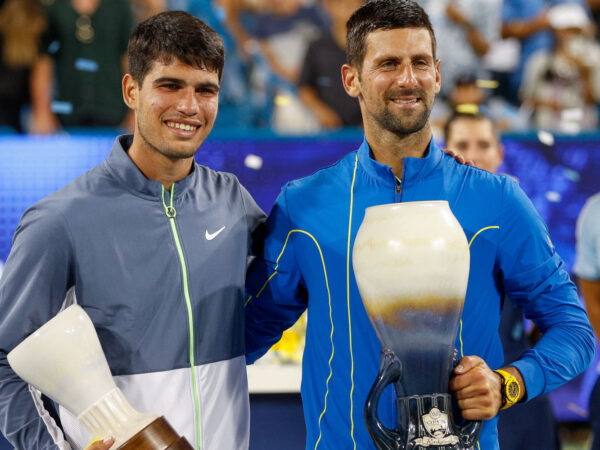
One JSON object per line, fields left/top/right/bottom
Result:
{"left": 507, "top": 380, "right": 520, "bottom": 401}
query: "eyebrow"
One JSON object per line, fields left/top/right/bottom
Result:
{"left": 375, "top": 53, "right": 434, "bottom": 62}
{"left": 153, "top": 77, "right": 220, "bottom": 91}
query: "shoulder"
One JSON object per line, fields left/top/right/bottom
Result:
{"left": 441, "top": 150, "right": 511, "bottom": 188}
{"left": 283, "top": 151, "right": 358, "bottom": 193}
{"left": 579, "top": 192, "right": 600, "bottom": 225}
{"left": 193, "top": 164, "right": 257, "bottom": 205}
{"left": 583, "top": 192, "right": 600, "bottom": 212}
{"left": 32, "top": 164, "right": 106, "bottom": 213}
{"left": 194, "top": 163, "right": 242, "bottom": 188}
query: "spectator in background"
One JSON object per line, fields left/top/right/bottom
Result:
{"left": 220, "top": 0, "right": 329, "bottom": 133}
{"left": 416, "top": 0, "right": 502, "bottom": 98}
{"left": 501, "top": 0, "right": 588, "bottom": 106}
{"left": 520, "top": 2, "right": 600, "bottom": 132}
{"left": 588, "top": 0, "right": 600, "bottom": 40}
{"left": 430, "top": 73, "right": 525, "bottom": 136}
{"left": 443, "top": 111, "right": 504, "bottom": 174}
{"left": 129, "top": 0, "right": 165, "bottom": 22}
{"left": 575, "top": 193, "right": 600, "bottom": 450}
{"left": 153, "top": 0, "right": 255, "bottom": 129}
{"left": 30, "top": 0, "right": 134, "bottom": 134}
{"left": 297, "top": 0, "right": 363, "bottom": 130}
{"left": 444, "top": 110, "right": 560, "bottom": 450}
{"left": 220, "top": 0, "right": 326, "bottom": 72}
{"left": 0, "top": 0, "right": 45, "bottom": 133}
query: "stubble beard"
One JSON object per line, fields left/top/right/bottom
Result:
{"left": 138, "top": 119, "right": 198, "bottom": 161}
{"left": 378, "top": 97, "right": 433, "bottom": 137}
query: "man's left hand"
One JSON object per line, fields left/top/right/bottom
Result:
{"left": 444, "top": 148, "right": 474, "bottom": 166}
{"left": 449, "top": 355, "right": 503, "bottom": 420}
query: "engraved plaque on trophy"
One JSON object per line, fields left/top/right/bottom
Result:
{"left": 353, "top": 201, "right": 482, "bottom": 450}
{"left": 7, "top": 304, "right": 192, "bottom": 449}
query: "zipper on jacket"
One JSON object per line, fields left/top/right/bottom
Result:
{"left": 162, "top": 185, "right": 202, "bottom": 450}
{"left": 395, "top": 175, "right": 403, "bottom": 200}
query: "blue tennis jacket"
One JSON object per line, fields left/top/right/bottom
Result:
{"left": 245, "top": 138, "right": 594, "bottom": 450}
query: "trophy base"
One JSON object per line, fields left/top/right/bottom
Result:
{"left": 117, "top": 416, "right": 193, "bottom": 449}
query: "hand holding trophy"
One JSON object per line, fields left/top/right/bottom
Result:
{"left": 85, "top": 437, "right": 115, "bottom": 450}
{"left": 353, "top": 201, "right": 482, "bottom": 450}
{"left": 7, "top": 304, "right": 192, "bottom": 449}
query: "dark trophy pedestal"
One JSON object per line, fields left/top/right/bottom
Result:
{"left": 365, "top": 349, "right": 481, "bottom": 450}
{"left": 118, "top": 417, "right": 193, "bottom": 449}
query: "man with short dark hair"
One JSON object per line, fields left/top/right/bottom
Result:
{"left": 0, "top": 11, "right": 265, "bottom": 449}
{"left": 245, "top": 1, "right": 594, "bottom": 448}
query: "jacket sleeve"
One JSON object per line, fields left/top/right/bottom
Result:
{"left": 498, "top": 177, "right": 595, "bottom": 399}
{"left": 245, "top": 186, "right": 308, "bottom": 364}
{"left": 237, "top": 181, "right": 267, "bottom": 259}
{"left": 0, "top": 203, "right": 74, "bottom": 449}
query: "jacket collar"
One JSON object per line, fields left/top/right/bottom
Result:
{"left": 357, "top": 137, "right": 443, "bottom": 187}
{"left": 105, "top": 134, "right": 197, "bottom": 198}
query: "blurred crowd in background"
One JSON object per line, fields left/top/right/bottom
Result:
{"left": 2, "top": 0, "right": 600, "bottom": 138}
{"left": 2, "top": 2, "right": 600, "bottom": 449}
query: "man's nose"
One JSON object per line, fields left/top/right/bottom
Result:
{"left": 177, "top": 88, "right": 199, "bottom": 115}
{"left": 396, "top": 64, "right": 418, "bottom": 88}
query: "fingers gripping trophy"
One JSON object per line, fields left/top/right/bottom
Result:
{"left": 7, "top": 305, "right": 192, "bottom": 449}
{"left": 352, "top": 201, "right": 482, "bottom": 450}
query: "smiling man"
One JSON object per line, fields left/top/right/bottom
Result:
{"left": 244, "top": 1, "right": 594, "bottom": 449}
{"left": 0, "top": 11, "right": 265, "bottom": 450}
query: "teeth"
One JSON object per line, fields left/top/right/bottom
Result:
{"left": 396, "top": 99, "right": 418, "bottom": 104}
{"left": 167, "top": 121, "right": 197, "bottom": 131}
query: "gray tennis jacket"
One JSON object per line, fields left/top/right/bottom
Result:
{"left": 0, "top": 135, "right": 265, "bottom": 449}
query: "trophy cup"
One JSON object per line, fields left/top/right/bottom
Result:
{"left": 352, "top": 201, "right": 482, "bottom": 450}
{"left": 7, "top": 304, "right": 192, "bottom": 449}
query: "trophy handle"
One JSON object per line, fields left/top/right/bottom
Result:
{"left": 365, "top": 348, "right": 403, "bottom": 450}
{"left": 451, "top": 349, "right": 483, "bottom": 448}
{"left": 457, "top": 417, "right": 483, "bottom": 448}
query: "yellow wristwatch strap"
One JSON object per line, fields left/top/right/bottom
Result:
{"left": 495, "top": 369, "right": 521, "bottom": 410}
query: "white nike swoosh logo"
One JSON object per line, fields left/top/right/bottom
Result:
{"left": 205, "top": 226, "right": 226, "bottom": 240}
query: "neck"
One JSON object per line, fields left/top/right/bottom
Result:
{"left": 366, "top": 124, "right": 432, "bottom": 178}
{"left": 127, "top": 136, "right": 194, "bottom": 191}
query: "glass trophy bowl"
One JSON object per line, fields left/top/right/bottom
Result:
{"left": 7, "top": 304, "right": 192, "bottom": 449}
{"left": 353, "top": 201, "right": 481, "bottom": 449}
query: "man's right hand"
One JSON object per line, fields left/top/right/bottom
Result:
{"left": 84, "top": 437, "right": 115, "bottom": 450}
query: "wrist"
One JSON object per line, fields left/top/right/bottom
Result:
{"left": 495, "top": 368, "right": 522, "bottom": 410}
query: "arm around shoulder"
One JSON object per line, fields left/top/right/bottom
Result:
{"left": 245, "top": 190, "right": 308, "bottom": 364}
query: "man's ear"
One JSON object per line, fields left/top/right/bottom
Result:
{"left": 342, "top": 64, "right": 361, "bottom": 98}
{"left": 122, "top": 73, "right": 138, "bottom": 110}
{"left": 434, "top": 59, "right": 441, "bottom": 95}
